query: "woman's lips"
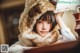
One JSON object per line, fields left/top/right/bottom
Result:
{"left": 40, "top": 31, "right": 48, "bottom": 34}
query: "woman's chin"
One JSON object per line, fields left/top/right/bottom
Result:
{"left": 40, "top": 33, "right": 47, "bottom": 37}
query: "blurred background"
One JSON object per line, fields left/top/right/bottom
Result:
{"left": 0, "top": 0, "right": 25, "bottom": 45}
{"left": 0, "top": 0, "right": 79, "bottom": 46}
{"left": 0, "top": 0, "right": 80, "bottom": 53}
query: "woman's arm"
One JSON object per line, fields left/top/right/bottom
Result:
{"left": 55, "top": 12, "right": 68, "bottom": 29}
{"left": 9, "top": 41, "right": 33, "bottom": 53}
{"left": 55, "top": 12, "right": 76, "bottom": 42}
{"left": 9, "top": 41, "right": 38, "bottom": 53}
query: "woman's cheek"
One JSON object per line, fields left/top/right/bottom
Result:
{"left": 36, "top": 24, "right": 42, "bottom": 31}
{"left": 38, "top": 24, "right": 42, "bottom": 29}
{"left": 47, "top": 24, "right": 52, "bottom": 31}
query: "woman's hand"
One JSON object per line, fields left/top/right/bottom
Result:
{"left": 56, "top": 12, "right": 64, "bottom": 17}
{"left": 55, "top": 12, "right": 64, "bottom": 18}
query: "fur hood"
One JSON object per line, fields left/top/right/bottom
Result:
{"left": 18, "top": 0, "right": 60, "bottom": 47}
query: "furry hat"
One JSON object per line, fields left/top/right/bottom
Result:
{"left": 19, "top": 0, "right": 57, "bottom": 33}
{"left": 18, "top": 0, "right": 60, "bottom": 46}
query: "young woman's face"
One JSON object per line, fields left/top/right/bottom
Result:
{"left": 36, "top": 20, "right": 52, "bottom": 37}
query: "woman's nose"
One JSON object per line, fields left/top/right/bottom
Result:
{"left": 42, "top": 23, "right": 47, "bottom": 30}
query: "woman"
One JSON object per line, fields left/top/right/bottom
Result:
{"left": 9, "top": 0, "right": 77, "bottom": 53}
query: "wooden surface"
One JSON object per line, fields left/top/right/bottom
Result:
{"left": 73, "top": 13, "right": 80, "bottom": 36}
{"left": 24, "top": 38, "right": 80, "bottom": 53}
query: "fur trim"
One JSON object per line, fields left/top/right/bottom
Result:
{"left": 18, "top": 25, "right": 60, "bottom": 47}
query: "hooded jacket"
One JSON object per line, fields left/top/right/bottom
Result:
{"left": 9, "top": 0, "right": 77, "bottom": 53}
{"left": 18, "top": 0, "right": 60, "bottom": 47}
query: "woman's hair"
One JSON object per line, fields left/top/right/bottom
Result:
{"left": 33, "top": 11, "right": 57, "bottom": 33}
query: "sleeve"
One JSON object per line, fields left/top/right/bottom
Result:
{"left": 60, "top": 27, "right": 77, "bottom": 42}
{"left": 9, "top": 41, "right": 33, "bottom": 53}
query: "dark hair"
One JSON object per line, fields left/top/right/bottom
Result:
{"left": 33, "top": 11, "right": 57, "bottom": 33}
